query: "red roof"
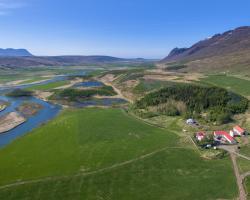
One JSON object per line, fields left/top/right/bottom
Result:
{"left": 234, "top": 125, "right": 245, "bottom": 133}
{"left": 214, "top": 131, "right": 234, "bottom": 142}
{"left": 196, "top": 132, "right": 205, "bottom": 136}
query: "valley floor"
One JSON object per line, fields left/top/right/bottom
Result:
{"left": 1, "top": 68, "right": 250, "bottom": 199}
{"left": 0, "top": 108, "right": 238, "bottom": 200}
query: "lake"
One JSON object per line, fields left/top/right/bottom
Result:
{"left": 0, "top": 71, "right": 128, "bottom": 148}
{"left": 73, "top": 81, "right": 104, "bottom": 88}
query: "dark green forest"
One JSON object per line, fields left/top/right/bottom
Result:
{"left": 51, "top": 86, "right": 117, "bottom": 101}
{"left": 135, "top": 84, "right": 248, "bottom": 124}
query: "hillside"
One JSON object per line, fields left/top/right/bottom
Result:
{"left": 0, "top": 48, "right": 33, "bottom": 57}
{"left": 160, "top": 26, "right": 250, "bottom": 73}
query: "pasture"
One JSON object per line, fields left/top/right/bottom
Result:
{"left": 0, "top": 108, "right": 238, "bottom": 199}
{"left": 200, "top": 75, "right": 250, "bottom": 97}
{"left": 244, "top": 177, "right": 250, "bottom": 200}
{"left": 27, "top": 80, "right": 70, "bottom": 91}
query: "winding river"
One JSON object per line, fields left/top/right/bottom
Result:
{"left": 0, "top": 96, "right": 61, "bottom": 148}
{"left": 0, "top": 71, "right": 127, "bottom": 148}
{"left": 0, "top": 75, "right": 71, "bottom": 148}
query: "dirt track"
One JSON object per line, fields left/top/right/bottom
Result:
{"left": 219, "top": 145, "right": 250, "bottom": 200}
{"left": 230, "top": 153, "right": 247, "bottom": 200}
{"left": 98, "top": 75, "right": 133, "bottom": 103}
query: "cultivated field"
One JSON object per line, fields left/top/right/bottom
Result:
{"left": 0, "top": 108, "right": 237, "bottom": 200}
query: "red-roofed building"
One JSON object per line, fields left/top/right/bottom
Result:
{"left": 196, "top": 132, "right": 205, "bottom": 141}
{"left": 230, "top": 126, "right": 246, "bottom": 137}
{"left": 214, "top": 131, "right": 236, "bottom": 144}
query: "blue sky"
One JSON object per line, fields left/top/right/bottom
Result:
{"left": 0, "top": 0, "right": 250, "bottom": 58}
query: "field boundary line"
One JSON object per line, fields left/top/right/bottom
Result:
{"left": 0, "top": 146, "right": 186, "bottom": 190}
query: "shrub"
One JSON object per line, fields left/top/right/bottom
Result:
{"left": 208, "top": 107, "right": 232, "bottom": 124}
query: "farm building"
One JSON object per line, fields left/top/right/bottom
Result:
{"left": 214, "top": 131, "right": 236, "bottom": 145}
{"left": 230, "top": 125, "right": 246, "bottom": 137}
{"left": 196, "top": 132, "right": 205, "bottom": 141}
{"left": 186, "top": 118, "right": 196, "bottom": 125}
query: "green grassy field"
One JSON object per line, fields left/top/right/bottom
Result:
{"left": 239, "top": 144, "right": 250, "bottom": 157}
{"left": 27, "top": 80, "right": 70, "bottom": 91}
{"left": 238, "top": 157, "right": 250, "bottom": 173}
{"left": 0, "top": 108, "right": 238, "bottom": 199}
{"left": 200, "top": 75, "right": 250, "bottom": 97}
{"left": 133, "top": 80, "right": 180, "bottom": 94}
{"left": 244, "top": 177, "right": 250, "bottom": 199}
{"left": 238, "top": 144, "right": 250, "bottom": 175}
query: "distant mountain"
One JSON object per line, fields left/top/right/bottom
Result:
{"left": 160, "top": 26, "right": 250, "bottom": 72}
{"left": 39, "top": 55, "right": 126, "bottom": 64}
{"left": 0, "top": 48, "right": 33, "bottom": 57}
{"left": 0, "top": 55, "right": 148, "bottom": 68}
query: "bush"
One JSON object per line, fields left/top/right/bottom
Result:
{"left": 208, "top": 108, "right": 232, "bottom": 124}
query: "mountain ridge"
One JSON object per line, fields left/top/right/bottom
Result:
{"left": 160, "top": 26, "right": 250, "bottom": 72}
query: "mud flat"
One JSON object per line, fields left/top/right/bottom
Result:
{"left": 33, "top": 91, "right": 53, "bottom": 101}
{"left": 0, "top": 104, "right": 6, "bottom": 112}
{"left": 0, "top": 112, "right": 26, "bottom": 134}
{"left": 17, "top": 102, "right": 43, "bottom": 118}
{"left": 0, "top": 100, "right": 8, "bottom": 112}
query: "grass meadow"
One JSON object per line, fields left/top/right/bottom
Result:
{"left": 200, "top": 75, "right": 250, "bottom": 97}
{"left": 0, "top": 108, "right": 238, "bottom": 199}
{"left": 27, "top": 80, "right": 70, "bottom": 91}
{"left": 244, "top": 177, "right": 250, "bottom": 200}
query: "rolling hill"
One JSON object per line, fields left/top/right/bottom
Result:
{"left": 0, "top": 55, "right": 148, "bottom": 68}
{"left": 160, "top": 26, "right": 250, "bottom": 73}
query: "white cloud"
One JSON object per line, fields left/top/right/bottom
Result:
{"left": 0, "top": 0, "right": 27, "bottom": 15}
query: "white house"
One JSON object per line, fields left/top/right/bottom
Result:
{"left": 186, "top": 118, "right": 196, "bottom": 125}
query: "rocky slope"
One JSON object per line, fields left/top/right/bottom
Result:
{"left": 161, "top": 26, "right": 250, "bottom": 73}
